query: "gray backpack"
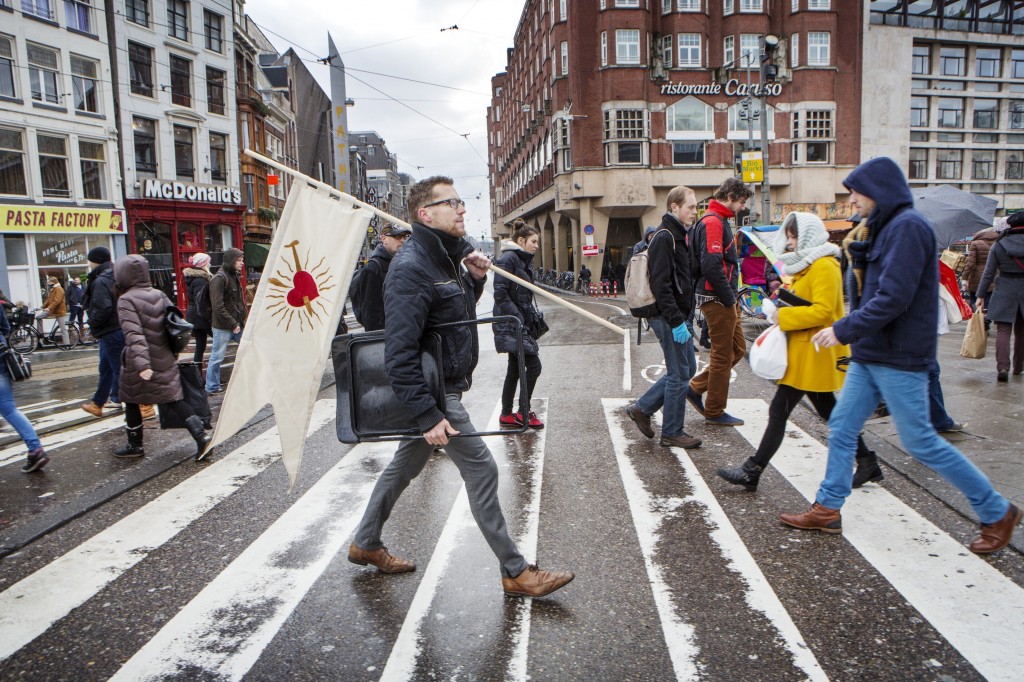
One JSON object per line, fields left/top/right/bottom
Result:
{"left": 624, "top": 229, "right": 673, "bottom": 318}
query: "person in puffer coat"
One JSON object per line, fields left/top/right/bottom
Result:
{"left": 114, "top": 255, "right": 211, "bottom": 460}
{"left": 493, "top": 220, "right": 544, "bottom": 429}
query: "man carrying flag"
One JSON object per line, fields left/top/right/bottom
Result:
{"left": 348, "top": 176, "right": 575, "bottom": 598}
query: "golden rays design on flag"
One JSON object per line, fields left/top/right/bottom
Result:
{"left": 266, "top": 240, "right": 337, "bottom": 332}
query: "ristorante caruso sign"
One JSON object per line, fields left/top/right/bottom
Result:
{"left": 142, "top": 179, "right": 242, "bottom": 205}
{"left": 660, "top": 79, "right": 784, "bottom": 98}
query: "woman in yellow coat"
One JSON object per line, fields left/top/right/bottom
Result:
{"left": 717, "top": 212, "right": 881, "bottom": 491}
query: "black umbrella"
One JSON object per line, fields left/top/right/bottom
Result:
{"left": 911, "top": 185, "right": 998, "bottom": 249}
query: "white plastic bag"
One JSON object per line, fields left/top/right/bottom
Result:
{"left": 749, "top": 324, "right": 788, "bottom": 380}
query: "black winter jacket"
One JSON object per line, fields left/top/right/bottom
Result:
{"left": 646, "top": 212, "right": 693, "bottom": 328}
{"left": 350, "top": 244, "right": 393, "bottom": 332}
{"left": 84, "top": 261, "right": 120, "bottom": 338}
{"left": 384, "top": 222, "right": 485, "bottom": 431}
{"left": 492, "top": 242, "right": 539, "bottom": 356}
{"left": 183, "top": 268, "right": 212, "bottom": 331}
{"left": 692, "top": 199, "right": 740, "bottom": 307}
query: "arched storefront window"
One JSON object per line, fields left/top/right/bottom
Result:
{"left": 666, "top": 96, "right": 714, "bottom": 166}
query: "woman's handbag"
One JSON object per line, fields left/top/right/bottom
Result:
{"left": 748, "top": 324, "right": 788, "bottom": 380}
{"left": 164, "top": 305, "right": 194, "bottom": 355}
{"left": 526, "top": 306, "right": 549, "bottom": 340}
{"left": 960, "top": 308, "right": 987, "bottom": 359}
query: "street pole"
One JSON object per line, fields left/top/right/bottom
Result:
{"left": 740, "top": 49, "right": 759, "bottom": 222}
{"left": 759, "top": 35, "right": 780, "bottom": 226}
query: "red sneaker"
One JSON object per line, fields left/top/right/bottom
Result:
{"left": 499, "top": 412, "right": 524, "bottom": 428}
{"left": 526, "top": 411, "right": 544, "bottom": 429}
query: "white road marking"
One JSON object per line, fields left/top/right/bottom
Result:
{"left": 729, "top": 398, "right": 1024, "bottom": 682}
{"left": 601, "top": 398, "right": 702, "bottom": 680}
{"left": 110, "top": 437, "right": 396, "bottom": 682}
{"left": 623, "top": 331, "right": 631, "bottom": 392}
{"left": 0, "top": 400, "right": 338, "bottom": 661}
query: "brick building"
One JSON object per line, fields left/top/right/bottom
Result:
{"left": 486, "top": 0, "right": 861, "bottom": 275}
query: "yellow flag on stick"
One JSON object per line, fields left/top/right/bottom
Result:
{"left": 208, "top": 182, "right": 370, "bottom": 485}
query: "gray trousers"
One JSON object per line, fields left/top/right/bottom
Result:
{"left": 354, "top": 393, "right": 529, "bottom": 578}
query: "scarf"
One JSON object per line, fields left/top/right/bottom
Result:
{"left": 773, "top": 212, "right": 841, "bottom": 276}
{"left": 842, "top": 219, "right": 871, "bottom": 300}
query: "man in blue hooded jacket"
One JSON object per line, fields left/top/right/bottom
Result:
{"left": 780, "top": 157, "right": 1020, "bottom": 554}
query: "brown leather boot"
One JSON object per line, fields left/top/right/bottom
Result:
{"left": 779, "top": 503, "right": 842, "bottom": 534}
{"left": 969, "top": 504, "right": 1022, "bottom": 554}
{"left": 660, "top": 433, "right": 702, "bottom": 449}
{"left": 80, "top": 401, "right": 103, "bottom": 418}
{"left": 347, "top": 543, "right": 416, "bottom": 573}
{"left": 502, "top": 564, "right": 575, "bottom": 598}
{"left": 625, "top": 403, "right": 654, "bottom": 439}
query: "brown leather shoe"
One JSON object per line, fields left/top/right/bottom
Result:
{"left": 625, "top": 403, "right": 654, "bottom": 439}
{"left": 779, "top": 503, "right": 842, "bottom": 534}
{"left": 969, "top": 504, "right": 1022, "bottom": 554}
{"left": 347, "top": 543, "right": 416, "bottom": 573}
{"left": 660, "top": 433, "right": 702, "bottom": 449}
{"left": 502, "top": 564, "right": 575, "bottom": 598}
{"left": 81, "top": 401, "right": 103, "bottom": 418}
{"left": 140, "top": 404, "right": 156, "bottom": 420}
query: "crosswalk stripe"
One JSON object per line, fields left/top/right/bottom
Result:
{"left": 110, "top": 438, "right": 397, "bottom": 681}
{"left": 604, "top": 398, "right": 828, "bottom": 681}
{"left": 0, "top": 400, "right": 338, "bottom": 662}
{"left": 729, "top": 398, "right": 1024, "bottom": 682}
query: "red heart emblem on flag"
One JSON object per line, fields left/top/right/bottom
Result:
{"left": 287, "top": 271, "right": 320, "bottom": 310}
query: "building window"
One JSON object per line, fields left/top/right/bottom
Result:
{"left": 662, "top": 35, "right": 673, "bottom": 68}
{"left": 243, "top": 174, "right": 254, "bottom": 210}
{"left": 937, "top": 97, "right": 963, "bottom": 128}
{"left": 615, "top": 0, "right": 640, "bottom": 6}
{"left": 38, "top": 134, "right": 70, "bottom": 198}
{"left": 561, "top": 40, "right": 568, "bottom": 75}
{"left": 128, "top": 42, "right": 154, "bottom": 97}
{"left": 740, "top": 34, "right": 760, "bottom": 68}
{"left": 169, "top": 55, "right": 192, "bottom": 107}
{"left": 555, "top": 117, "right": 572, "bottom": 172}
{"left": 559, "top": 0, "right": 566, "bottom": 20}
{"left": 71, "top": 55, "right": 98, "bottom": 113}
{"left": 0, "top": 35, "right": 16, "bottom": 99}
{"left": 807, "top": 32, "right": 830, "bottom": 66}
{"left": 0, "top": 127, "right": 28, "bottom": 196}
{"left": 910, "top": 96, "right": 928, "bottom": 126}
{"left": 204, "top": 10, "right": 223, "bottom": 53}
{"left": 21, "top": 0, "right": 54, "bottom": 20}
{"left": 206, "top": 66, "right": 225, "bottom": 114}
{"left": 678, "top": 0, "right": 700, "bottom": 10}
{"left": 1012, "top": 50, "right": 1024, "bottom": 79}
{"left": 1011, "top": 101, "right": 1024, "bottom": 129}
{"left": 64, "top": 0, "right": 92, "bottom": 33}
{"left": 940, "top": 46, "right": 965, "bottom": 76}
{"left": 792, "top": 109, "right": 832, "bottom": 163}
{"left": 723, "top": 35, "right": 734, "bottom": 68}
{"left": 723, "top": 0, "right": 734, "bottom": 15}
{"left": 728, "top": 100, "right": 775, "bottom": 137}
{"left": 603, "top": 109, "right": 647, "bottom": 165}
{"left": 972, "top": 151, "right": 995, "bottom": 180}
{"left": 973, "top": 99, "right": 998, "bottom": 129}
{"left": 133, "top": 116, "right": 157, "bottom": 178}
{"left": 790, "top": 33, "right": 798, "bottom": 68}
{"left": 125, "top": 0, "right": 148, "bottom": 27}
{"left": 792, "top": 0, "right": 799, "bottom": 10}
{"left": 808, "top": 0, "right": 829, "bottom": 8}
{"left": 662, "top": 0, "right": 672, "bottom": 13}
{"left": 79, "top": 139, "right": 106, "bottom": 200}
{"left": 615, "top": 29, "right": 640, "bottom": 65}
{"left": 677, "top": 33, "right": 701, "bottom": 67}
{"left": 209, "top": 132, "right": 227, "bottom": 183}
{"left": 1007, "top": 155, "right": 1024, "bottom": 180}
{"left": 167, "top": 0, "right": 189, "bottom": 41}
{"left": 976, "top": 48, "right": 1001, "bottom": 78}
{"left": 740, "top": 0, "right": 762, "bottom": 12}
{"left": 666, "top": 96, "right": 713, "bottom": 134}
{"left": 174, "top": 125, "right": 194, "bottom": 180}
{"left": 936, "top": 149, "right": 962, "bottom": 179}
{"left": 673, "top": 141, "right": 704, "bottom": 165}
{"left": 912, "top": 45, "right": 930, "bottom": 74}
{"left": 909, "top": 148, "right": 927, "bottom": 179}
{"left": 601, "top": 32, "right": 607, "bottom": 66}
{"left": 27, "top": 43, "right": 60, "bottom": 104}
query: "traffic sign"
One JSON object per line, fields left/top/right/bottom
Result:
{"left": 584, "top": 224, "right": 594, "bottom": 235}
{"left": 741, "top": 151, "right": 763, "bottom": 183}
{"left": 582, "top": 244, "right": 599, "bottom": 256}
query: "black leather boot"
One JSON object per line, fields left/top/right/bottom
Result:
{"left": 716, "top": 459, "right": 763, "bottom": 491}
{"left": 852, "top": 452, "right": 884, "bottom": 488}
{"left": 114, "top": 425, "right": 144, "bottom": 458}
{"left": 185, "top": 415, "right": 213, "bottom": 461}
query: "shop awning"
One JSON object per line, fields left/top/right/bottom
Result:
{"left": 244, "top": 241, "right": 271, "bottom": 268}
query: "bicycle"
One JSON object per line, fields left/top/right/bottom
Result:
{"left": 6, "top": 309, "right": 80, "bottom": 354}
{"left": 738, "top": 285, "right": 770, "bottom": 319}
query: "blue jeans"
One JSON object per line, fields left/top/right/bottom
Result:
{"left": 819, "top": 362, "right": 1008, "bottom": 524}
{"left": 92, "top": 330, "right": 124, "bottom": 405}
{"left": 635, "top": 316, "right": 695, "bottom": 437}
{"left": 205, "top": 327, "right": 242, "bottom": 392}
{"left": 928, "top": 359, "right": 955, "bottom": 431}
{"left": 1, "top": 369, "right": 42, "bottom": 452}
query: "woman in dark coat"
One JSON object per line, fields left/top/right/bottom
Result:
{"left": 976, "top": 211, "right": 1024, "bottom": 382}
{"left": 114, "top": 255, "right": 211, "bottom": 459}
{"left": 184, "top": 252, "right": 213, "bottom": 364}
{"left": 493, "top": 221, "right": 544, "bottom": 429}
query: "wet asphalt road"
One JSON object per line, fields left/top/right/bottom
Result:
{"left": 1, "top": 283, "right": 1023, "bottom": 681}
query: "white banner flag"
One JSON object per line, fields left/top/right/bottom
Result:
{"left": 208, "top": 182, "right": 370, "bottom": 485}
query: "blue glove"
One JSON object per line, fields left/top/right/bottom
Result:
{"left": 672, "top": 323, "right": 691, "bottom": 345}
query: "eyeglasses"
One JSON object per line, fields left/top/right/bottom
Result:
{"left": 424, "top": 197, "right": 466, "bottom": 210}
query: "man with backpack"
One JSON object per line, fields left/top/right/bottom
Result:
{"left": 685, "top": 177, "right": 753, "bottom": 427}
{"left": 624, "top": 185, "right": 701, "bottom": 449}
{"left": 350, "top": 224, "right": 412, "bottom": 331}
{"left": 205, "top": 248, "right": 246, "bottom": 394}
{"left": 81, "top": 246, "right": 127, "bottom": 417}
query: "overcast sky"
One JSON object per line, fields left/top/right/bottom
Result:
{"left": 244, "top": 0, "right": 525, "bottom": 240}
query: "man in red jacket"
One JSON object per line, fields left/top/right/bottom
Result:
{"left": 686, "top": 177, "right": 753, "bottom": 426}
